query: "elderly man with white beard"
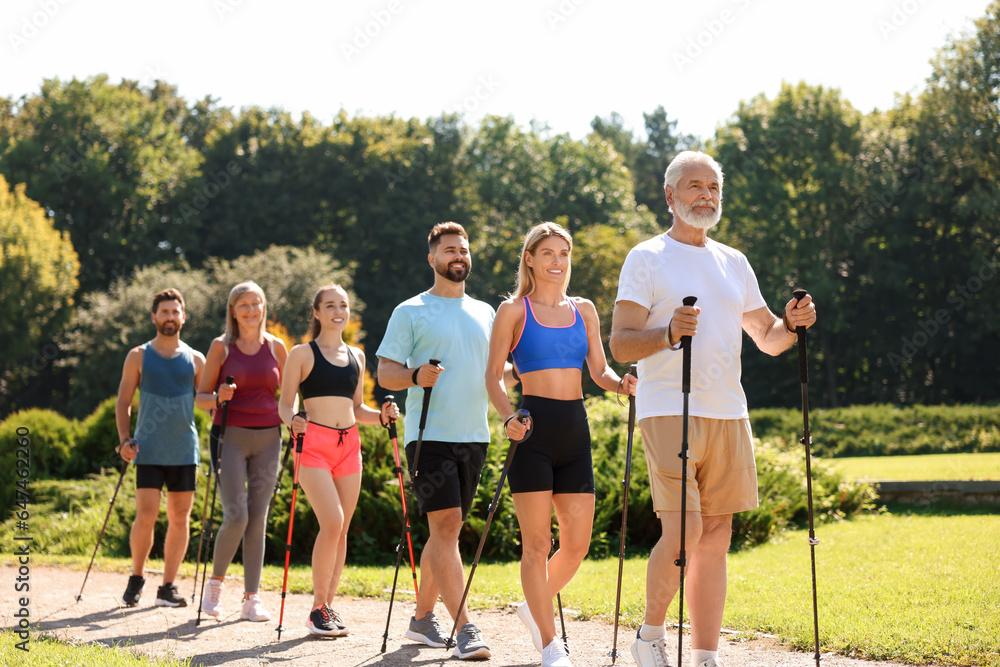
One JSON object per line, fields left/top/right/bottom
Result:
{"left": 609, "top": 151, "right": 817, "bottom": 667}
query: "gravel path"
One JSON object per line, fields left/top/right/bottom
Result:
{"left": 2, "top": 566, "right": 918, "bottom": 667}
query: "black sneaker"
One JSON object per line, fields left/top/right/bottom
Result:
{"left": 121, "top": 575, "right": 145, "bottom": 607}
{"left": 306, "top": 605, "right": 341, "bottom": 636}
{"left": 155, "top": 582, "right": 187, "bottom": 607}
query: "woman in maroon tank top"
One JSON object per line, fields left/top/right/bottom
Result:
{"left": 278, "top": 283, "right": 398, "bottom": 636}
{"left": 195, "top": 281, "right": 288, "bottom": 622}
{"left": 486, "top": 223, "right": 637, "bottom": 664}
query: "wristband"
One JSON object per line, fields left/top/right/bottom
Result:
{"left": 411, "top": 367, "right": 420, "bottom": 386}
{"left": 664, "top": 323, "right": 682, "bottom": 351}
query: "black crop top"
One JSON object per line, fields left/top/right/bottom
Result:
{"left": 298, "top": 341, "right": 360, "bottom": 400}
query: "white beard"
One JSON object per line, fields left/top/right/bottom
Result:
{"left": 676, "top": 198, "right": 722, "bottom": 230}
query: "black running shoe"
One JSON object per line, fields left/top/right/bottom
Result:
{"left": 155, "top": 582, "right": 187, "bottom": 607}
{"left": 306, "top": 605, "right": 340, "bottom": 636}
{"left": 121, "top": 575, "right": 145, "bottom": 607}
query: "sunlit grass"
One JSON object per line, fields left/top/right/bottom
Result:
{"left": 828, "top": 451, "right": 1000, "bottom": 481}
{"left": 0, "top": 631, "right": 191, "bottom": 667}
{"left": 14, "top": 510, "right": 999, "bottom": 666}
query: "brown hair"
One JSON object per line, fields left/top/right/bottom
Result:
{"left": 512, "top": 222, "right": 573, "bottom": 299}
{"left": 151, "top": 288, "right": 185, "bottom": 313}
{"left": 427, "top": 222, "right": 468, "bottom": 252}
{"left": 308, "top": 283, "right": 348, "bottom": 340}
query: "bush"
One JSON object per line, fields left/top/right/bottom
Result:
{"left": 0, "top": 409, "right": 81, "bottom": 515}
{"left": 751, "top": 403, "right": 1000, "bottom": 457}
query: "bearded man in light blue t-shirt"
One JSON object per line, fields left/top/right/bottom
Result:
{"left": 378, "top": 221, "right": 515, "bottom": 660}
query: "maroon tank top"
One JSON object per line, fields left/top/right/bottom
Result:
{"left": 214, "top": 341, "right": 280, "bottom": 428}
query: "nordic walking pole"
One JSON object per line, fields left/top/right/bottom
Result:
{"left": 75, "top": 457, "right": 130, "bottom": 601}
{"left": 447, "top": 409, "right": 532, "bottom": 649}
{"left": 793, "top": 288, "right": 821, "bottom": 667}
{"left": 554, "top": 538, "right": 568, "bottom": 651}
{"left": 265, "top": 430, "right": 294, "bottom": 523}
{"left": 410, "top": 358, "right": 442, "bottom": 488}
{"left": 276, "top": 409, "right": 307, "bottom": 642}
{"left": 190, "top": 449, "right": 214, "bottom": 602}
{"left": 611, "top": 363, "right": 639, "bottom": 662}
{"left": 381, "top": 394, "right": 419, "bottom": 653}
{"left": 196, "top": 375, "right": 234, "bottom": 625}
{"left": 676, "top": 296, "right": 697, "bottom": 667}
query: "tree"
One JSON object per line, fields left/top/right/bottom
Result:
{"left": 0, "top": 176, "right": 79, "bottom": 412}
{"left": 713, "top": 82, "right": 864, "bottom": 408}
{"left": 0, "top": 75, "right": 201, "bottom": 293}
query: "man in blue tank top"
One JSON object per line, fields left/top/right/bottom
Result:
{"left": 115, "top": 288, "right": 206, "bottom": 608}
{"left": 378, "top": 222, "right": 515, "bottom": 660}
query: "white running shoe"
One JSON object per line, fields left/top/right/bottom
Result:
{"left": 202, "top": 578, "right": 224, "bottom": 617}
{"left": 696, "top": 660, "right": 723, "bottom": 667}
{"left": 240, "top": 593, "right": 271, "bottom": 622}
{"left": 516, "top": 601, "right": 543, "bottom": 652}
{"left": 541, "top": 638, "right": 573, "bottom": 667}
{"left": 631, "top": 632, "right": 674, "bottom": 667}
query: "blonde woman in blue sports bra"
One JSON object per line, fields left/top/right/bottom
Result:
{"left": 486, "top": 222, "right": 636, "bottom": 667}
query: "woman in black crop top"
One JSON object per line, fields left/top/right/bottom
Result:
{"left": 278, "top": 283, "right": 398, "bottom": 636}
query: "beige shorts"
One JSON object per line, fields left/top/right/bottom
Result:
{"left": 639, "top": 415, "right": 758, "bottom": 516}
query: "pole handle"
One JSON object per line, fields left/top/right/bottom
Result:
{"left": 294, "top": 409, "right": 307, "bottom": 452}
{"left": 384, "top": 394, "right": 398, "bottom": 440}
{"left": 417, "top": 359, "right": 441, "bottom": 430}
{"left": 681, "top": 296, "right": 697, "bottom": 393}
{"left": 792, "top": 289, "right": 808, "bottom": 383}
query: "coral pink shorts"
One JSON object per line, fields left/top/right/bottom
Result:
{"left": 298, "top": 422, "right": 362, "bottom": 478}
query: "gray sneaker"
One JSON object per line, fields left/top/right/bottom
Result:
{"left": 453, "top": 623, "right": 491, "bottom": 660}
{"left": 405, "top": 611, "right": 452, "bottom": 648}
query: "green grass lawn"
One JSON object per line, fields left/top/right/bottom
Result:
{"left": 828, "top": 452, "right": 1000, "bottom": 481}
{"left": 16, "top": 508, "right": 1000, "bottom": 666}
{"left": 0, "top": 631, "right": 191, "bottom": 667}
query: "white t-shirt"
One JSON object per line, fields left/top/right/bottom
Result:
{"left": 615, "top": 232, "right": 767, "bottom": 420}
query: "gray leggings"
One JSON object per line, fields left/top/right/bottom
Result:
{"left": 211, "top": 425, "right": 281, "bottom": 592}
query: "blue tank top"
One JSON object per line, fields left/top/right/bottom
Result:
{"left": 134, "top": 341, "right": 200, "bottom": 466}
{"left": 510, "top": 297, "right": 588, "bottom": 374}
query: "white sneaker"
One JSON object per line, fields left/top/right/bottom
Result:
{"left": 240, "top": 593, "right": 271, "bottom": 622}
{"left": 541, "top": 638, "right": 573, "bottom": 667}
{"left": 696, "top": 660, "right": 723, "bottom": 667}
{"left": 516, "top": 601, "right": 543, "bottom": 652}
{"left": 202, "top": 578, "right": 224, "bottom": 617}
{"left": 631, "top": 632, "right": 674, "bottom": 667}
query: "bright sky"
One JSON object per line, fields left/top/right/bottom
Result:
{"left": 1, "top": 0, "right": 992, "bottom": 142}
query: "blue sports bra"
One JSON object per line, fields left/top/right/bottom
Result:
{"left": 510, "top": 297, "right": 588, "bottom": 374}
{"left": 298, "top": 341, "right": 360, "bottom": 400}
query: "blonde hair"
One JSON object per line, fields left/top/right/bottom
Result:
{"left": 224, "top": 282, "right": 267, "bottom": 345}
{"left": 309, "top": 283, "right": 348, "bottom": 340}
{"left": 512, "top": 222, "right": 573, "bottom": 299}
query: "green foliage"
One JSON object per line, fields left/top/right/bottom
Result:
{"left": 63, "top": 245, "right": 351, "bottom": 416}
{"left": 0, "top": 76, "right": 201, "bottom": 293}
{"left": 0, "top": 409, "right": 81, "bottom": 514}
{"left": 0, "top": 175, "right": 79, "bottom": 412}
{"left": 751, "top": 403, "right": 1000, "bottom": 457}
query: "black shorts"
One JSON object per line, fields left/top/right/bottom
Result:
{"left": 135, "top": 464, "right": 198, "bottom": 492}
{"left": 508, "top": 396, "right": 594, "bottom": 495}
{"left": 404, "top": 441, "right": 488, "bottom": 519}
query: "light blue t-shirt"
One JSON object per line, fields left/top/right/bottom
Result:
{"left": 377, "top": 292, "right": 495, "bottom": 445}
